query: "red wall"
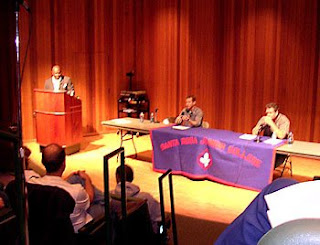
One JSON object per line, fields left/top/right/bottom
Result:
{"left": 19, "top": 0, "right": 320, "bottom": 142}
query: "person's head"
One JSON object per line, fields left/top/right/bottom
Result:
{"left": 42, "top": 144, "right": 66, "bottom": 175}
{"left": 23, "top": 146, "right": 31, "bottom": 169}
{"left": 265, "top": 102, "right": 279, "bottom": 120}
{"left": 116, "top": 164, "right": 134, "bottom": 183}
{"left": 51, "top": 65, "right": 62, "bottom": 79}
{"left": 185, "top": 95, "right": 196, "bottom": 110}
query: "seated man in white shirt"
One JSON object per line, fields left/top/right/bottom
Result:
{"left": 29, "top": 143, "right": 104, "bottom": 232}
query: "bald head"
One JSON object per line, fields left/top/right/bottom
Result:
{"left": 51, "top": 65, "right": 62, "bottom": 79}
{"left": 42, "top": 144, "right": 66, "bottom": 173}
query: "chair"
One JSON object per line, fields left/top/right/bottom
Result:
{"left": 258, "top": 219, "right": 320, "bottom": 245}
{"left": 6, "top": 181, "right": 76, "bottom": 245}
{"left": 280, "top": 154, "right": 292, "bottom": 177}
{"left": 110, "top": 194, "right": 157, "bottom": 245}
{"left": 202, "top": 121, "right": 210, "bottom": 128}
{"left": 274, "top": 154, "right": 292, "bottom": 177}
{"left": 5, "top": 181, "right": 108, "bottom": 245}
{"left": 162, "top": 117, "right": 176, "bottom": 125}
{"left": 0, "top": 208, "right": 16, "bottom": 244}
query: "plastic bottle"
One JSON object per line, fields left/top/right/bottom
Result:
{"left": 139, "top": 112, "right": 144, "bottom": 123}
{"left": 150, "top": 113, "right": 154, "bottom": 123}
{"left": 288, "top": 132, "right": 294, "bottom": 144}
{"left": 271, "top": 131, "right": 277, "bottom": 139}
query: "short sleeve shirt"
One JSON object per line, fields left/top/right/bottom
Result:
{"left": 257, "top": 113, "right": 290, "bottom": 138}
{"left": 178, "top": 106, "right": 204, "bottom": 127}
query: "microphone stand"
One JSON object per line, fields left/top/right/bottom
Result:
{"left": 254, "top": 125, "right": 264, "bottom": 143}
{"left": 254, "top": 134, "right": 262, "bottom": 143}
{"left": 14, "top": 1, "right": 30, "bottom": 244}
{"left": 154, "top": 108, "right": 159, "bottom": 123}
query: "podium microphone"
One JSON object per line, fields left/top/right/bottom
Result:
{"left": 17, "top": 0, "right": 31, "bottom": 12}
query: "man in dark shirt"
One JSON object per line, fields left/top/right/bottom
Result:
{"left": 44, "top": 65, "right": 75, "bottom": 96}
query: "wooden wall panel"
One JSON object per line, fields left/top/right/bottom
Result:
{"left": 0, "top": 0, "right": 17, "bottom": 132}
{"left": 135, "top": 0, "right": 179, "bottom": 119}
{"left": 19, "top": 0, "right": 320, "bottom": 142}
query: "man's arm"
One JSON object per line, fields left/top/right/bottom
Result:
{"left": 264, "top": 117, "right": 287, "bottom": 139}
{"left": 77, "top": 171, "right": 94, "bottom": 203}
{"left": 44, "top": 78, "right": 51, "bottom": 90}
{"left": 189, "top": 108, "right": 203, "bottom": 127}
{"left": 66, "top": 77, "right": 75, "bottom": 96}
{"left": 252, "top": 117, "right": 264, "bottom": 135}
{"left": 175, "top": 110, "right": 184, "bottom": 124}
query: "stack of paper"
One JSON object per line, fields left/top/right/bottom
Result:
{"left": 264, "top": 180, "right": 320, "bottom": 228}
{"left": 172, "top": 125, "right": 190, "bottom": 130}
{"left": 263, "top": 138, "right": 283, "bottom": 145}
{"left": 239, "top": 134, "right": 258, "bottom": 140}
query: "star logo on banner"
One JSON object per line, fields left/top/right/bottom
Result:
{"left": 197, "top": 149, "right": 212, "bottom": 170}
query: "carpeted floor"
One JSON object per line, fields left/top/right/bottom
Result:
{"left": 19, "top": 132, "right": 320, "bottom": 244}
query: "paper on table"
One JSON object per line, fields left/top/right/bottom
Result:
{"left": 239, "top": 134, "right": 257, "bottom": 140}
{"left": 111, "top": 118, "right": 131, "bottom": 124}
{"left": 122, "top": 108, "right": 136, "bottom": 113}
{"left": 263, "top": 138, "right": 283, "bottom": 145}
{"left": 172, "top": 125, "right": 190, "bottom": 130}
{"left": 264, "top": 180, "right": 320, "bottom": 228}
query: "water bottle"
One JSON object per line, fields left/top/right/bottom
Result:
{"left": 288, "top": 132, "right": 294, "bottom": 144}
{"left": 150, "top": 112, "right": 154, "bottom": 123}
{"left": 271, "top": 131, "right": 277, "bottom": 139}
{"left": 139, "top": 112, "right": 144, "bottom": 123}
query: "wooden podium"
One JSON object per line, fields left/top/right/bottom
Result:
{"left": 34, "top": 89, "right": 82, "bottom": 154}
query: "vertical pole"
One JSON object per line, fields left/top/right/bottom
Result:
{"left": 15, "top": 1, "right": 28, "bottom": 244}
{"left": 103, "top": 155, "right": 112, "bottom": 245}
{"left": 169, "top": 174, "right": 178, "bottom": 245}
{"left": 120, "top": 150, "right": 127, "bottom": 243}
{"left": 158, "top": 174, "right": 167, "bottom": 242}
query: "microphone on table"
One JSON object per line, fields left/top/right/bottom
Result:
{"left": 185, "top": 109, "right": 193, "bottom": 116}
{"left": 254, "top": 124, "right": 266, "bottom": 143}
{"left": 155, "top": 108, "right": 159, "bottom": 123}
{"left": 181, "top": 110, "right": 190, "bottom": 117}
{"left": 258, "top": 124, "right": 267, "bottom": 133}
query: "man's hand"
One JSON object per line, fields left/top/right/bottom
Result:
{"left": 77, "top": 170, "right": 92, "bottom": 183}
{"left": 182, "top": 115, "right": 190, "bottom": 121}
{"left": 175, "top": 116, "right": 182, "bottom": 124}
{"left": 263, "top": 116, "right": 274, "bottom": 126}
{"left": 252, "top": 127, "right": 259, "bottom": 135}
{"left": 76, "top": 170, "right": 94, "bottom": 203}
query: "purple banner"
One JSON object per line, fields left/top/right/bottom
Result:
{"left": 151, "top": 127, "right": 284, "bottom": 191}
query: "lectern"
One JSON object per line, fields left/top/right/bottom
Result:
{"left": 34, "top": 89, "right": 82, "bottom": 154}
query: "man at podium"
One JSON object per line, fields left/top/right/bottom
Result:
{"left": 44, "top": 65, "right": 75, "bottom": 96}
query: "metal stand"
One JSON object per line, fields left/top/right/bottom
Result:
{"left": 159, "top": 169, "right": 178, "bottom": 245}
{"left": 104, "top": 147, "right": 126, "bottom": 245}
{"left": 117, "top": 129, "right": 138, "bottom": 160}
{"left": 254, "top": 135, "right": 262, "bottom": 143}
{"left": 280, "top": 154, "right": 292, "bottom": 177}
{"left": 14, "top": 1, "right": 30, "bottom": 244}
